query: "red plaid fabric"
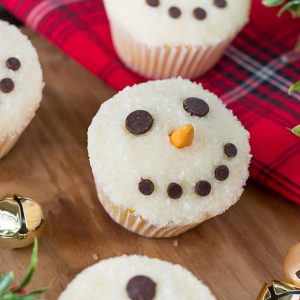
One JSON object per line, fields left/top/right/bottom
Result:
{"left": 1, "top": 0, "right": 300, "bottom": 203}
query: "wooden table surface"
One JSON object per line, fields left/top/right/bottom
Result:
{"left": 0, "top": 28, "right": 299, "bottom": 300}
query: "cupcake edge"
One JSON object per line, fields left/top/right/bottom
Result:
{"left": 0, "top": 100, "right": 42, "bottom": 159}
{"left": 110, "top": 22, "right": 235, "bottom": 79}
{"left": 0, "top": 133, "right": 21, "bottom": 159}
{"left": 97, "top": 185, "right": 210, "bottom": 238}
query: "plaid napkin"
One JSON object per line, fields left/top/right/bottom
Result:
{"left": 2, "top": 0, "right": 300, "bottom": 203}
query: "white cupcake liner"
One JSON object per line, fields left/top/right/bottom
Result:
{"left": 0, "top": 133, "right": 22, "bottom": 159}
{"left": 97, "top": 187, "right": 199, "bottom": 238}
{"left": 110, "top": 23, "right": 234, "bottom": 79}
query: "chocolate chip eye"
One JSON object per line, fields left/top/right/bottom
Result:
{"left": 224, "top": 143, "right": 238, "bottom": 158}
{"left": 146, "top": 0, "right": 160, "bottom": 7}
{"left": 6, "top": 57, "right": 21, "bottom": 71}
{"left": 0, "top": 78, "right": 14, "bottom": 93}
{"left": 169, "top": 6, "right": 181, "bottom": 18}
{"left": 214, "top": 0, "right": 227, "bottom": 8}
{"left": 139, "top": 179, "right": 154, "bottom": 196}
{"left": 183, "top": 97, "right": 209, "bottom": 118}
{"left": 195, "top": 181, "right": 211, "bottom": 196}
{"left": 167, "top": 182, "right": 183, "bottom": 199}
{"left": 125, "top": 110, "right": 154, "bottom": 135}
{"left": 296, "top": 270, "right": 300, "bottom": 279}
{"left": 215, "top": 165, "right": 229, "bottom": 181}
{"left": 126, "top": 275, "right": 156, "bottom": 300}
{"left": 193, "top": 7, "right": 207, "bottom": 20}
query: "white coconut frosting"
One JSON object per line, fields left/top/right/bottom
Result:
{"left": 103, "top": 0, "right": 251, "bottom": 46}
{"left": 59, "top": 255, "right": 216, "bottom": 300}
{"left": 0, "top": 21, "right": 44, "bottom": 142}
{"left": 88, "top": 78, "right": 251, "bottom": 227}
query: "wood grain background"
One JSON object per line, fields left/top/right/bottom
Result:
{"left": 0, "top": 29, "right": 299, "bottom": 300}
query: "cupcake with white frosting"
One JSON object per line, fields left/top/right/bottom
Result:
{"left": 88, "top": 78, "right": 251, "bottom": 238}
{"left": 103, "top": 0, "right": 251, "bottom": 79}
{"left": 59, "top": 255, "right": 216, "bottom": 300}
{"left": 0, "top": 21, "right": 44, "bottom": 159}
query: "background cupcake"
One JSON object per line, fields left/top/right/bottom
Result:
{"left": 88, "top": 78, "right": 251, "bottom": 238}
{"left": 0, "top": 21, "right": 44, "bottom": 159}
{"left": 103, "top": 0, "right": 251, "bottom": 79}
{"left": 59, "top": 255, "right": 216, "bottom": 300}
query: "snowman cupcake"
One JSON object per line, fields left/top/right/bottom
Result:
{"left": 103, "top": 0, "right": 251, "bottom": 79}
{"left": 0, "top": 21, "right": 44, "bottom": 159}
{"left": 59, "top": 255, "right": 216, "bottom": 300}
{"left": 88, "top": 78, "right": 251, "bottom": 238}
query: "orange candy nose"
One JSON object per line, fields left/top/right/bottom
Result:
{"left": 170, "top": 124, "right": 194, "bottom": 149}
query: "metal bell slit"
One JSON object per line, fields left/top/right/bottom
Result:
{"left": 0, "top": 194, "right": 45, "bottom": 249}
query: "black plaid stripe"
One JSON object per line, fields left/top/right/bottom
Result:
{"left": 48, "top": 1, "right": 118, "bottom": 61}
{"left": 269, "top": 142, "right": 300, "bottom": 170}
{"left": 252, "top": 157, "right": 300, "bottom": 197}
{"left": 226, "top": 58, "right": 300, "bottom": 128}
{"left": 98, "top": 61, "right": 122, "bottom": 82}
{"left": 224, "top": 47, "right": 300, "bottom": 104}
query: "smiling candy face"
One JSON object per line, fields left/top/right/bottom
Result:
{"left": 0, "top": 21, "right": 43, "bottom": 141}
{"left": 103, "top": 0, "right": 251, "bottom": 46}
{"left": 88, "top": 78, "right": 250, "bottom": 227}
{"left": 125, "top": 100, "right": 237, "bottom": 199}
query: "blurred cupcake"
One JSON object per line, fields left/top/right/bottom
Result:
{"left": 59, "top": 255, "right": 216, "bottom": 300}
{"left": 88, "top": 78, "right": 251, "bottom": 238}
{"left": 103, "top": 0, "right": 251, "bottom": 79}
{"left": 0, "top": 21, "right": 44, "bottom": 159}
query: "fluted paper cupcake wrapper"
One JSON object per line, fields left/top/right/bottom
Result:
{"left": 97, "top": 187, "right": 199, "bottom": 238}
{"left": 110, "top": 23, "right": 234, "bottom": 79}
{"left": 0, "top": 133, "right": 22, "bottom": 159}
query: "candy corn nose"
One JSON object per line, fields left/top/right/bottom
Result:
{"left": 170, "top": 124, "right": 194, "bottom": 149}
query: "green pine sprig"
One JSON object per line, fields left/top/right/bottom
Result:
{"left": 296, "top": 38, "right": 300, "bottom": 51}
{"left": 263, "top": 1, "right": 300, "bottom": 137}
{"left": 288, "top": 82, "right": 300, "bottom": 138}
{"left": 0, "top": 239, "right": 47, "bottom": 300}
{"left": 288, "top": 125, "right": 300, "bottom": 137}
{"left": 263, "top": 0, "right": 300, "bottom": 17}
{"left": 288, "top": 81, "right": 300, "bottom": 95}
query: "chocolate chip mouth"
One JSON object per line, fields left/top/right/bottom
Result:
{"left": 215, "top": 165, "right": 230, "bottom": 181}
{"left": 224, "top": 143, "right": 238, "bottom": 158}
{"left": 214, "top": 0, "right": 228, "bottom": 8}
{"left": 146, "top": 0, "right": 159, "bottom": 7}
{"left": 167, "top": 182, "right": 183, "bottom": 199}
{"left": 0, "top": 78, "right": 14, "bottom": 93}
{"left": 193, "top": 7, "right": 207, "bottom": 20}
{"left": 168, "top": 6, "right": 181, "bottom": 19}
{"left": 137, "top": 144, "right": 237, "bottom": 197}
{"left": 139, "top": 179, "right": 154, "bottom": 196}
{"left": 145, "top": 1, "right": 228, "bottom": 20}
{"left": 195, "top": 181, "right": 211, "bottom": 197}
{"left": 6, "top": 57, "right": 21, "bottom": 71}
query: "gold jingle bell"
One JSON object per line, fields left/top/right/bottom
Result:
{"left": 0, "top": 194, "right": 44, "bottom": 249}
{"left": 257, "top": 281, "right": 300, "bottom": 300}
{"left": 257, "top": 242, "right": 300, "bottom": 300}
